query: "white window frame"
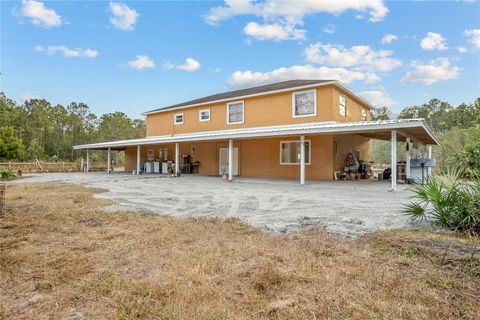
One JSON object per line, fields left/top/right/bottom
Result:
{"left": 146, "top": 149, "right": 154, "bottom": 161}
{"left": 339, "top": 95, "right": 347, "bottom": 117}
{"left": 174, "top": 113, "right": 184, "bottom": 125}
{"left": 199, "top": 109, "right": 211, "bottom": 122}
{"left": 361, "top": 108, "right": 367, "bottom": 121}
{"left": 292, "top": 89, "right": 317, "bottom": 118}
{"left": 279, "top": 140, "right": 311, "bottom": 165}
{"left": 226, "top": 100, "right": 244, "bottom": 125}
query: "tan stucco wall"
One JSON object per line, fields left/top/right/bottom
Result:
{"left": 332, "top": 134, "right": 371, "bottom": 172}
{"left": 125, "top": 134, "right": 370, "bottom": 181}
{"left": 332, "top": 87, "right": 371, "bottom": 122}
{"left": 145, "top": 85, "right": 371, "bottom": 137}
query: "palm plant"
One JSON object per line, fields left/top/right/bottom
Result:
{"left": 404, "top": 168, "right": 480, "bottom": 234}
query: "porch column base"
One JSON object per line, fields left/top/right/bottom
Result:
{"left": 107, "top": 147, "right": 111, "bottom": 173}
{"left": 390, "top": 130, "right": 397, "bottom": 192}
{"left": 86, "top": 149, "right": 90, "bottom": 173}
{"left": 136, "top": 145, "right": 141, "bottom": 175}
{"left": 300, "top": 135, "right": 305, "bottom": 185}
{"left": 405, "top": 138, "right": 411, "bottom": 180}
{"left": 228, "top": 139, "right": 233, "bottom": 181}
{"left": 175, "top": 143, "right": 180, "bottom": 176}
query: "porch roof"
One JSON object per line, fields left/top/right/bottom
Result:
{"left": 73, "top": 119, "right": 439, "bottom": 151}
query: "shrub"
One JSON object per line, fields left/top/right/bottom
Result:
{"left": 439, "top": 127, "right": 480, "bottom": 178}
{"left": 403, "top": 168, "right": 480, "bottom": 234}
{"left": 1, "top": 169, "right": 16, "bottom": 179}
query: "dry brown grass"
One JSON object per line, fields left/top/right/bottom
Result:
{"left": 1, "top": 183, "right": 479, "bottom": 320}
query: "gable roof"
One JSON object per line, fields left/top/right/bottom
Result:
{"left": 143, "top": 80, "right": 374, "bottom": 115}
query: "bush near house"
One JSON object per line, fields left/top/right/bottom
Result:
{"left": 404, "top": 168, "right": 480, "bottom": 234}
{"left": 0, "top": 169, "right": 16, "bottom": 180}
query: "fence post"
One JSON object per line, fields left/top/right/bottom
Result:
{"left": 0, "top": 183, "right": 5, "bottom": 215}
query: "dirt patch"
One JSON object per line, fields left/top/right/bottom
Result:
{"left": 1, "top": 183, "right": 479, "bottom": 319}
{"left": 13, "top": 173, "right": 423, "bottom": 237}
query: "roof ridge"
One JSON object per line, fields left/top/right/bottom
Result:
{"left": 143, "top": 79, "right": 337, "bottom": 115}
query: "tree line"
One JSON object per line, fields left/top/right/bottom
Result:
{"left": 0, "top": 93, "right": 145, "bottom": 162}
{"left": 370, "top": 98, "right": 480, "bottom": 177}
{"left": 1, "top": 93, "right": 479, "bottom": 175}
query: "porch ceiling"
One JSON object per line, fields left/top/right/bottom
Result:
{"left": 357, "top": 126, "right": 436, "bottom": 144}
{"left": 73, "top": 119, "right": 438, "bottom": 150}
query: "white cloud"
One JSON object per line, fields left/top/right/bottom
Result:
{"left": 34, "top": 45, "right": 98, "bottom": 58}
{"left": 20, "top": 93, "right": 37, "bottom": 102}
{"left": 401, "top": 58, "right": 460, "bottom": 85}
{"left": 18, "top": 0, "right": 62, "bottom": 28}
{"left": 228, "top": 64, "right": 379, "bottom": 88}
{"left": 165, "top": 58, "right": 201, "bottom": 72}
{"left": 243, "top": 22, "right": 305, "bottom": 41}
{"left": 458, "top": 46, "right": 467, "bottom": 53}
{"left": 204, "top": 0, "right": 388, "bottom": 41}
{"left": 109, "top": 2, "right": 139, "bottom": 31}
{"left": 420, "top": 32, "right": 448, "bottom": 51}
{"left": 127, "top": 55, "right": 155, "bottom": 69}
{"left": 381, "top": 33, "right": 398, "bottom": 44}
{"left": 323, "top": 23, "right": 335, "bottom": 34}
{"left": 358, "top": 90, "right": 398, "bottom": 107}
{"left": 205, "top": 0, "right": 388, "bottom": 25}
{"left": 464, "top": 29, "right": 480, "bottom": 48}
{"left": 303, "top": 43, "right": 402, "bottom": 72}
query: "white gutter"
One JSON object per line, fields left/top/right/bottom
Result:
{"left": 73, "top": 119, "right": 438, "bottom": 150}
{"left": 141, "top": 81, "right": 375, "bottom": 116}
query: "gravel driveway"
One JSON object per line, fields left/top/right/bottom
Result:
{"left": 13, "top": 172, "right": 420, "bottom": 237}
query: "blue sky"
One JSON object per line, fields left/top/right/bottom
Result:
{"left": 1, "top": 0, "right": 479, "bottom": 119}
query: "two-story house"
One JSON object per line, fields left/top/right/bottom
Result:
{"left": 74, "top": 79, "right": 438, "bottom": 190}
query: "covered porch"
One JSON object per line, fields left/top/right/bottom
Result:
{"left": 73, "top": 119, "right": 438, "bottom": 191}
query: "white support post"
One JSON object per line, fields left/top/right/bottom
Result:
{"left": 86, "top": 149, "right": 90, "bottom": 172}
{"left": 175, "top": 143, "right": 180, "bottom": 176}
{"left": 300, "top": 135, "right": 305, "bottom": 185}
{"left": 427, "top": 145, "right": 432, "bottom": 176}
{"left": 107, "top": 147, "right": 111, "bottom": 173}
{"left": 136, "top": 145, "right": 141, "bottom": 175}
{"left": 405, "top": 138, "right": 411, "bottom": 180}
{"left": 391, "top": 130, "right": 397, "bottom": 191}
{"left": 228, "top": 139, "right": 233, "bottom": 181}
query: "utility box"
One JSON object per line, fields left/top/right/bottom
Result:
{"left": 410, "top": 158, "right": 436, "bottom": 184}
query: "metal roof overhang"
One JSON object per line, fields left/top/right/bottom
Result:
{"left": 73, "top": 119, "right": 439, "bottom": 151}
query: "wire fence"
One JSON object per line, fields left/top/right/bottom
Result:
{"left": 0, "top": 160, "right": 81, "bottom": 173}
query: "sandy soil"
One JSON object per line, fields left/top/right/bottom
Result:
{"left": 12, "top": 172, "right": 421, "bottom": 237}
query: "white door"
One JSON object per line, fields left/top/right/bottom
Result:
{"left": 219, "top": 148, "right": 239, "bottom": 175}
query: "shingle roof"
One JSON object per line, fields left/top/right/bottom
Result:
{"left": 143, "top": 80, "right": 336, "bottom": 114}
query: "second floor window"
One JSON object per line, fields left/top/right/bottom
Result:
{"left": 199, "top": 109, "right": 210, "bottom": 122}
{"left": 292, "top": 90, "right": 316, "bottom": 118}
{"left": 361, "top": 108, "right": 367, "bottom": 121}
{"left": 174, "top": 113, "right": 184, "bottom": 125}
{"left": 339, "top": 95, "right": 347, "bottom": 117}
{"left": 227, "top": 101, "right": 244, "bottom": 124}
